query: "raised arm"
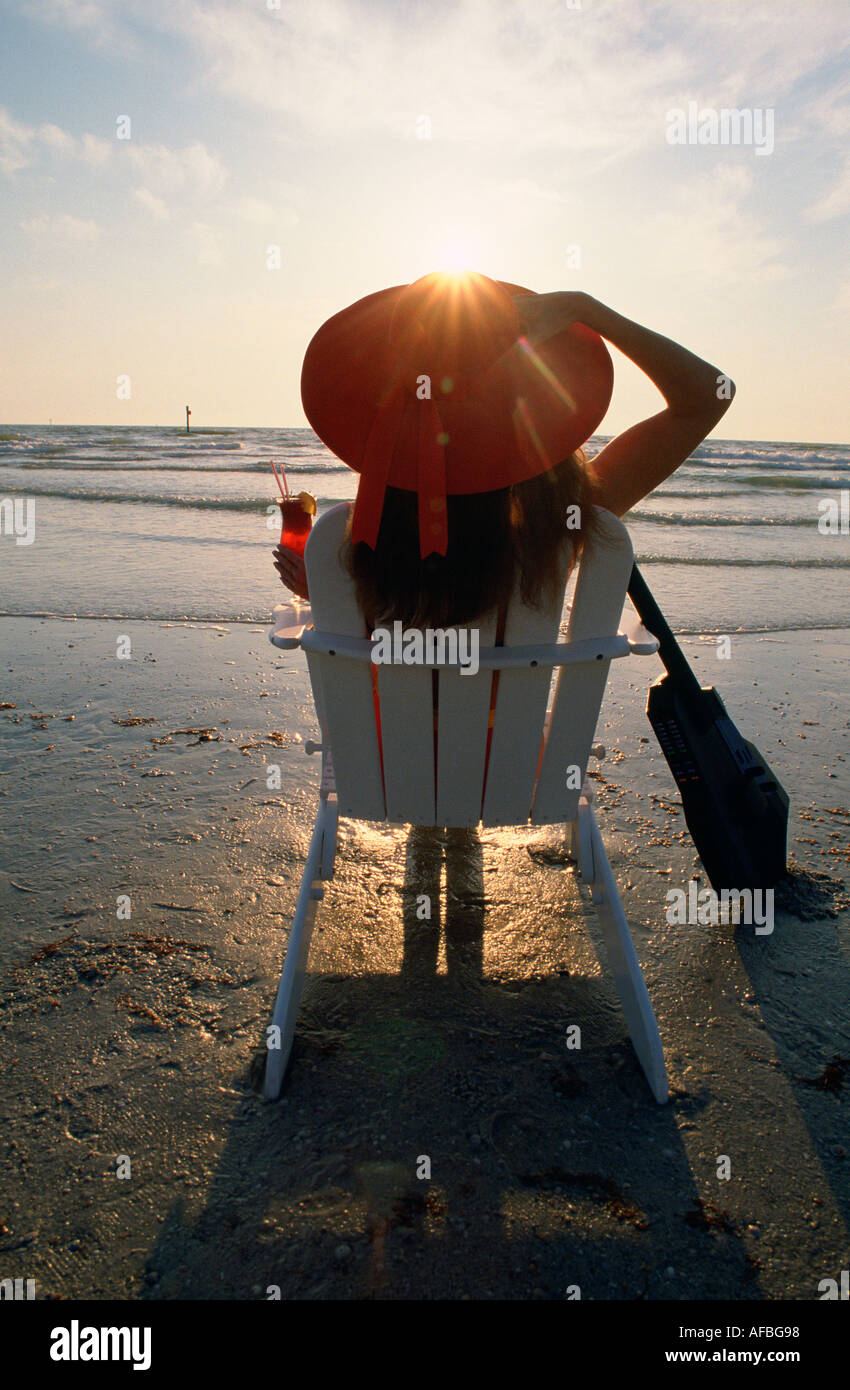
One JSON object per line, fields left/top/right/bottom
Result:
{"left": 515, "top": 291, "right": 735, "bottom": 517}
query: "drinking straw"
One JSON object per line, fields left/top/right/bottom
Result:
{"left": 271, "top": 460, "right": 290, "bottom": 500}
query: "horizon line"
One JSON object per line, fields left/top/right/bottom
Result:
{"left": 2, "top": 423, "right": 847, "bottom": 448}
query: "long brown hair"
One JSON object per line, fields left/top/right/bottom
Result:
{"left": 341, "top": 450, "right": 599, "bottom": 629}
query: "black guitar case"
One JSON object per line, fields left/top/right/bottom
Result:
{"left": 628, "top": 565, "right": 789, "bottom": 893}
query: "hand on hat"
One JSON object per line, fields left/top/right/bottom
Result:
{"left": 514, "top": 290, "right": 591, "bottom": 347}
{"left": 272, "top": 544, "right": 309, "bottom": 601}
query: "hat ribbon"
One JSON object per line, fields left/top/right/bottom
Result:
{"left": 351, "top": 385, "right": 450, "bottom": 558}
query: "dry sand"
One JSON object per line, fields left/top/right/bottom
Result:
{"left": 0, "top": 616, "right": 848, "bottom": 1300}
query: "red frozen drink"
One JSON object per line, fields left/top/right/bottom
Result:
{"left": 278, "top": 491, "right": 316, "bottom": 555}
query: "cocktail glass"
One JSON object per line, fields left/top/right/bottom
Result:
{"left": 277, "top": 492, "right": 316, "bottom": 554}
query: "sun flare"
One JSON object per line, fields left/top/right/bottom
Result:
{"left": 433, "top": 244, "right": 476, "bottom": 273}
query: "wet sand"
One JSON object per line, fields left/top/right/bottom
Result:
{"left": 0, "top": 616, "right": 848, "bottom": 1300}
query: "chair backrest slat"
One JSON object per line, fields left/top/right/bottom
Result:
{"left": 377, "top": 663, "right": 435, "bottom": 822}
{"left": 531, "top": 510, "right": 633, "bottom": 824}
{"left": 303, "top": 504, "right": 386, "bottom": 820}
{"left": 481, "top": 546, "right": 571, "bottom": 827}
{"left": 436, "top": 611, "right": 498, "bottom": 826}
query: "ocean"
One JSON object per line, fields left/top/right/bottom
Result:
{"left": 1, "top": 425, "right": 848, "bottom": 634}
{"left": 2, "top": 426, "right": 849, "bottom": 1307}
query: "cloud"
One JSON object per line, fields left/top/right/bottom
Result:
{"left": 189, "top": 220, "right": 225, "bottom": 267}
{"left": 0, "top": 107, "right": 37, "bottom": 174}
{"left": 25, "top": 0, "right": 113, "bottom": 32}
{"left": 132, "top": 187, "right": 170, "bottom": 221}
{"left": 1, "top": 102, "right": 229, "bottom": 246}
{"left": 81, "top": 133, "right": 111, "bottom": 167}
{"left": 807, "top": 159, "right": 850, "bottom": 223}
{"left": 0, "top": 105, "right": 225, "bottom": 203}
{"left": 643, "top": 0, "right": 850, "bottom": 109}
{"left": 0, "top": 105, "right": 113, "bottom": 175}
{"left": 233, "top": 196, "right": 277, "bottom": 225}
{"left": 37, "top": 122, "right": 75, "bottom": 155}
{"left": 166, "top": 0, "right": 681, "bottom": 155}
{"left": 231, "top": 196, "right": 300, "bottom": 232}
{"left": 22, "top": 0, "right": 137, "bottom": 55}
{"left": 73, "top": 0, "right": 845, "bottom": 166}
{"left": 16, "top": 2, "right": 850, "bottom": 183}
{"left": 636, "top": 164, "right": 789, "bottom": 285}
{"left": 20, "top": 212, "right": 100, "bottom": 243}
{"left": 124, "top": 140, "right": 227, "bottom": 197}
{"left": 498, "top": 179, "right": 567, "bottom": 204}
{"left": 802, "top": 72, "right": 850, "bottom": 142}
{"left": 833, "top": 279, "right": 850, "bottom": 316}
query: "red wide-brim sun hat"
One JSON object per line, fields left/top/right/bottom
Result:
{"left": 301, "top": 271, "right": 613, "bottom": 558}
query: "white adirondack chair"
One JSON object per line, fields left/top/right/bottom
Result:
{"left": 265, "top": 502, "right": 669, "bottom": 1104}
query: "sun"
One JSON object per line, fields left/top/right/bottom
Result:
{"left": 433, "top": 243, "right": 475, "bottom": 273}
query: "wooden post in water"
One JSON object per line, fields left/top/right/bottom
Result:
{"left": 186, "top": 405, "right": 192, "bottom": 434}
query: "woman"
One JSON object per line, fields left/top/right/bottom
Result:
{"left": 274, "top": 276, "right": 734, "bottom": 631}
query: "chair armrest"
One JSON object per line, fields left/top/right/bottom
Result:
{"left": 299, "top": 627, "right": 632, "bottom": 667}
{"left": 270, "top": 601, "right": 313, "bottom": 650}
{"left": 620, "top": 598, "right": 660, "bottom": 656}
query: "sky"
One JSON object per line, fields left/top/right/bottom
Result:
{"left": 0, "top": 0, "right": 848, "bottom": 441}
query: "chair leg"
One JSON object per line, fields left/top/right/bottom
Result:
{"left": 570, "top": 793, "right": 595, "bottom": 882}
{"left": 263, "top": 799, "right": 333, "bottom": 1099}
{"left": 320, "top": 796, "right": 339, "bottom": 880}
{"left": 586, "top": 806, "right": 669, "bottom": 1104}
